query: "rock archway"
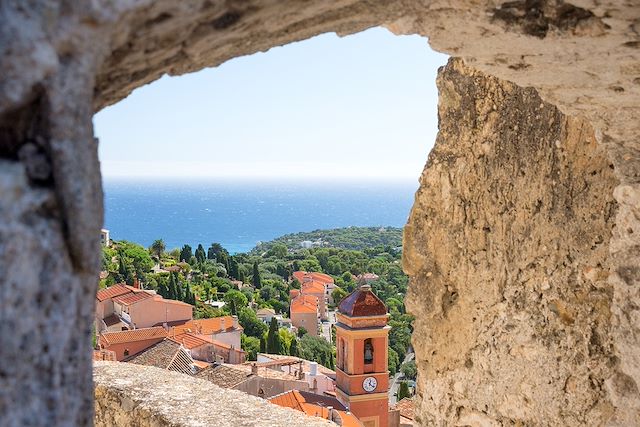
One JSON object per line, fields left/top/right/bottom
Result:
{"left": 1, "top": 1, "right": 638, "bottom": 425}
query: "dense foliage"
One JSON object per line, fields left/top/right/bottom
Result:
{"left": 252, "top": 226, "right": 403, "bottom": 252}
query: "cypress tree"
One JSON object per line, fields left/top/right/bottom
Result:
{"left": 266, "top": 318, "right": 282, "bottom": 354}
{"left": 168, "top": 273, "right": 176, "bottom": 300}
{"left": 252, "top": 261, "right": 261, "bottom": 289}
{"left": 289, "top": 338, "right": 299, "bottom": 357}
{"left": 397, "top": 381, "right": 410, "bottom": 400}
{"left": 259, "top": 336, "right": 266, "bottom": 354}
{"left": 195, "top": 244, "right": 206, "bottom": 264}
{"left": 229, "top": 299, "right": 237, "bottom": 316}
{"left": 176, "top": 276, "right": 183, "bottom": 301}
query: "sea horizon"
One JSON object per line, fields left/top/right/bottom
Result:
{"left": 103, "top": 177, "right": 418, "bottom": 253}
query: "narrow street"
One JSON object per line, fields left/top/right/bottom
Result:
{"left": 389, "top": 351, "right": 414, "bottom": 404}
{"left": 321, "top": 309, "right": 336, "bottom": 343}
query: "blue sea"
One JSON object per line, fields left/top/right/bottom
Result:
{"left": 103, "top": 179, "right": 418, "bottom": 254}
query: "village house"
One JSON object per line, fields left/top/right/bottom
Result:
{"left": 292, "top": 271, "right": 335, "bottom": 319}
{"left": 256, "top": 307, "right": 276, "bottom": 323}
{"left": 170, "top": 316, "right": 242, "bottom": 351}
{"left": 95, "top": 283, "right": 193, "bottom": 332}
{"left": 257, "top": 353, "right": 336, "bottom": 396}
{"left": 98, "top": 327, "right": 168, "bottom": 360}
{"left": 289, "top": 294, "right": 320, "bottom": 336}
{"left": 268, "top": 390, "right": 362, "bottom": 426}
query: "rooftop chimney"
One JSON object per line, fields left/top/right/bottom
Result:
{"left": 309, "top": 361, "right": 318, "bottom": 376}
{"left": 251, "top": 363, "right": 258, "bottom": 375}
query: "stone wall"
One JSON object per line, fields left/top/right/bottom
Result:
{"left": 1, "top": 1, "right": 639, "bottom": 425}
{"left": 93, "top": 362, "right": 332, "bottom": 427}
{"left": 404, "top": 58, "right": 620, "bottom": 425}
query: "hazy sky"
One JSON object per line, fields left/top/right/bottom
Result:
{"left": 94, "top": 27, "right": 448, "bottom": 180}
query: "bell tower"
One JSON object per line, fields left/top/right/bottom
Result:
{"left": 335, "top": 284, "right": 390, "bottom": 427}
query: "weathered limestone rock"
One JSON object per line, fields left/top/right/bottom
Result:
{"left": 0, "top": 161, "right": 95, "bottom": 426}
{"left": 93, "top": 362, "right": 333, "bottom": 427}
{"left": 404, "top": 58, "right": 621, "bottom": 425}
{"left": 1, "top": 1, "right": 639, "bottom": 425}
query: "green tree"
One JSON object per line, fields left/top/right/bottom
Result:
{"left": 331, "top": 287, "right": 348, "bottom": 304}
{"left": 298, "top": 335, "right": 333, "bottom": 368}
{"left": 388, "top": 347, "right": 400, "bottom": 375}
{"left": 289, "top": 338, "right": 299, "bottom": 357}
{"left": 224, "top": 290, "right": 248, "bottom": 311}
{"left": 168, "top": 272, "right": 176, "bottom": 300}
{"left": 252, "top": 261, "right": 261, "bottom": 288}
{"left": 259, "top": 336, "right": 266, "bottom": 353}
{"left": 266, "top": 243, "right": 288, "bottom": 259}
{"left": 150, "top": 239, "right": 166, "bottom": 259}
{"left": 179, "top": 244, "right": 193, "bottom": 262}
{"left": 238, "top": 307, "right": 267, "bottom": 338}
{"left": 228, "top": 299, "right": 237, "bottom": 315}
{"left": 397, "top": 381, "right": 410, "bottom": 401}
{"left": 242, "top": 335, "right": 261, "bottom": 361}
{"left": 195, "top": 244, "right": 206, "bottom": 264}
{"left": 401, "top": 360, "right": 417, "bottom": 381}
{"left": 266, "top": 318, "right": 282, "bottom": 354}
{"left": 158, "top": 281, "right": 168, "bottom": 299}
{"left": 297, "top": 327, "right": 308, "bottom": 338}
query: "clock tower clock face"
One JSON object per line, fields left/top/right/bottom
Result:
{"left": 362, "top": 376, "right": 377, "bottom": 392}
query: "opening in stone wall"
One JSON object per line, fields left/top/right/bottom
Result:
{"left": 92, "top": 27, "right": 447, "bottom": 422}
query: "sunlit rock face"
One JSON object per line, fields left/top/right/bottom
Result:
{"left": 404, "top": 58, "right": 621, "bottom": 425}
{"left": 1, "top": 0, "right": 639, "bottom": 425}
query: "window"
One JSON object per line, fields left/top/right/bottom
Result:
{"left": 124, "top": 349, "right": 130, "bottom": 357}
{"left": 364, "top": 339, "right": 373, "bottom": 364}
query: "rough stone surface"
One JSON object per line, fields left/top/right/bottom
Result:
{"left": 93, "top": 362, "right": 333, "bottom": 427}
{"left": 404, "top": 58, "right": 622, "bottom": 425}
{"left": 0, "top": 161, "right": 95, "bottom": 426}
{"left": 1, "top": 1, "right": 639, "bottom": 426}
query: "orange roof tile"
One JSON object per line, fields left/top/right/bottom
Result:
{"left": 100, "top": 327, "right": 168, "bottom": 345}
{"left": 268, "top": 390, "right": 348, "bottom": 420}
{"left": 290, "top": 295, "right": 318, "bottom": 314}
{"left": 171, "top": 316, "right": 240, "bottom": 335}
{"left": 96, "top": 284, "right": 132, "bottom": 302}
{"left": 301, "top": 280, "right": 325, "bottom": 294}
{"left": 168, "top": 333, "right": 209, "bottom": 349}
{"left": 336, "top": 411, "right": 363, "bottom": 427}
{"left": 113, "top": 291, "right": 153, "bottom": 306}
{"left": 93, "top": 349, "right": 117, "bottom": 361}
{"left": 393, "top": 398, "right": 415, "bottom": 420}
{"left": 292, "top": 271, "right": 334, "bottom": 285}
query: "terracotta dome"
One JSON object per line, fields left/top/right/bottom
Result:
{"left": 337, "top": 284, "right": 387, "bottom": 317}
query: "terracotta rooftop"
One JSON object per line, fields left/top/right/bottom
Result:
{"left": 172, "top": 316, "right": 240, "bottom": 335}
{"left": 125, "top": 339, "right": 196, "bottom": 375}
{"left": 100, "top": 327, "right": 168, "bottom": 345}
{"left": 112, "top": 290, "right": 153, "bottom": 306}
{"left": 268, "top": 390, "right": 358, "bottom": 424}
{"left": 301, "top": 280, "right": 326, "bottom": 294}
{"left": 256, "top": 308, "right": 276, "bottom": 316}
{"left": 195, "top": 364, "right": 251, "bottom": 388}
{"left": 168, "top": 333, "right": 209, "bottom": 349}
{"left": 290, "top": 295, "right": 318, "bottom": 314}
{"left": 337, "top": 284, "right": 387, "bottom": 317}
{"left": 292, "top": 271, "right": 334, "bottom": 285}
{"left": 393, "top": 397, "right": 415, "bottom": 421}
{"left": 96, "top": 284, "right": 131, "bottom": 302}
